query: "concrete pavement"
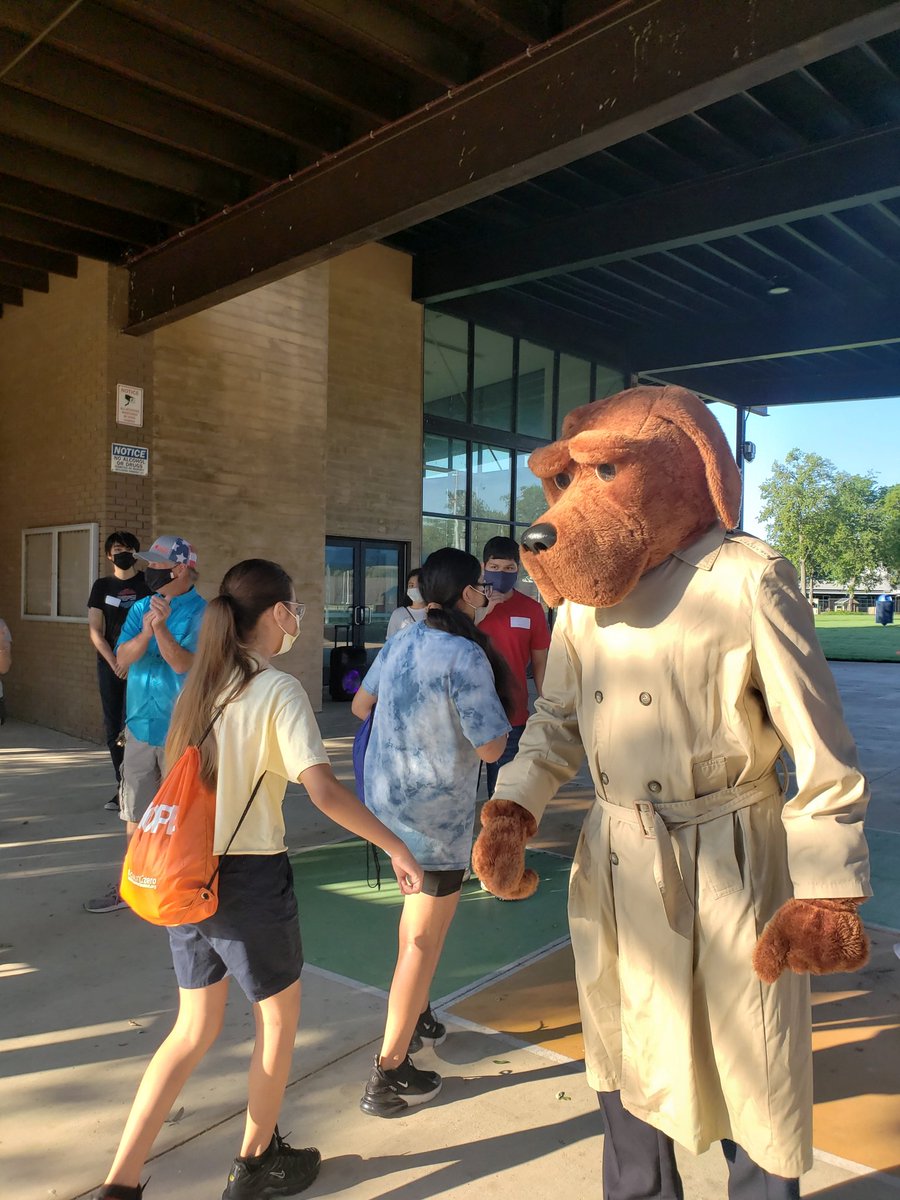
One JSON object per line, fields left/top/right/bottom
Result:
{"left": 1, "top": 662, "right": 898, "bottom": 1199}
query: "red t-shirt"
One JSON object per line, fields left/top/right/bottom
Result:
{"left": 479, "top": 590, "right": 551, "bottom": 726}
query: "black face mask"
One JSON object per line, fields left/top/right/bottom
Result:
{"left": 112, "top": 551, "right": 136, "bottom": 570}
{"left": 143, "top": 566, "right": 174, "bottom": 593}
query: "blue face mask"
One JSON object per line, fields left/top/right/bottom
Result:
{"left": 483, "top": 569, "right": 517, "bottom": 594}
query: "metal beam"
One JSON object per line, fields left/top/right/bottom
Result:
{"left": 111, "top": 0, "right": 408, "bottom": 125}
{"left": 0, "top": 90, "right": 246, "bottom": 205}
{"left": 127, "top": 0, "right": 900, "bottom": 332}
{"left": 0, "top": 31, "right": 314, "bottom": 176}
{"left": 0, "top": 208, "right": 130, "bottom": 260}
{"left": 0, "top": 135, "right": 203, "bottom": 224}
{"left": 413, "top": 124, "right": 900, "bottom": 301}
{"left": 285, "top": 0, "right": 474, "bottom": 85}
{"left": 0, "top": 175, "right": 164, "bottom": 245}
{"left": 0, "top": 234, "right": 77, "bottom": 276}
{"left": 0, "top": 261, "right": 48, "bottom": 291}
{"left": 631, "top": 292, "right": 900, "bottom": 371}
{"left": 642, "top": 365, "right": 900, "bottom": 407}
{"left": 0, "top": 0, "right": 363, "bottom": 142}
{"left": 452, "top": 0, "right": 550, "bottom": 44}
{"left": 0, "top": 284, "right": 22, "bottom": 305}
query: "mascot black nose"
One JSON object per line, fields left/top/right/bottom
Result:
{"left": 523, "top": 523, "right": 557, "bottom": 553}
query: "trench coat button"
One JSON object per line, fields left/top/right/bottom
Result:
{"left": 594, "top": 689, "right": 604, "bottom": 703}
{"left": 610, "top": 852, "right": 619, "bottom": 866}
{"left": 639, "top": 692, "right": 652, "bottom": 706}
{"left": 600, "top": 772, "right": 609, "bottom": 786}
{"left": 648, "top": 780, "right": 662, "bottom": 794}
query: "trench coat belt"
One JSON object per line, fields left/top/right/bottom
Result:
{"left": 596, "top": 770, "right": 783, "bottom": 939}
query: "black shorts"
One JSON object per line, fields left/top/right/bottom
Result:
{"left": 168, "top": 853, "right": 302, "bottom": 1003}
{"left": 420, "top": 869, "right": 466, "bottom": 897}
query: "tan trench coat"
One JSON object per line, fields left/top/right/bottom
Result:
{"left": 493, "top": 527, "right": 870, "bottom": 1176}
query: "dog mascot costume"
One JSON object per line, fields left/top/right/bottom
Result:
{"left": 473, "top": 386, "right": 870, "bottom": 1199}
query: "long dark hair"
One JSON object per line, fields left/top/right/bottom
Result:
{"left": 166, "top": 558, "right": 294, "bottom": 783}
{"left": 420, "top": 547, "right": 520, "bottom": 720}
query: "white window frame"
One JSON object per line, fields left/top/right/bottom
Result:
{"left": 21, "top": 522, "right": 99, "bottom": 624}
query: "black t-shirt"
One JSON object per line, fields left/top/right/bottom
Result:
{"left": 87, "top": 573, "right": 153, "bottom": 648}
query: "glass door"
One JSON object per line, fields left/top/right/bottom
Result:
{"left": 323, "top": 538, "right": 406, "bottom": 682}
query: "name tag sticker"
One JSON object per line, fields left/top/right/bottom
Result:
{"left": 105, "top": 595, "right": 122, "bottom": 607}
{"left": 510, "top": 616, "right": 531, "bottom": 629}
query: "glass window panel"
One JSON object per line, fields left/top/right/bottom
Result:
{"left": 422, "top": 434, "right": 467, "bottom": 516}
{"left": 515, "top": 451, "right": 548, "bottom": 525}
{"left": 513, "top": 526, "right": 547, "bottom": 606}
{"left": 422, "top": 516, "right": 466, "bottom": 560}
{"left": 472, "top": 443, "right": 511, "bottom": 521}
{"left": 363, "top": 545, "right": 401, "bottom": 649}
{"left": 472, "top": 326, "right": 513, "bottom": 431}
{"left": 323, "top": 543, "right": 354, "bottom": 652}
{"left": 470, "top": 520, "right": 510, "bottom": 562}
{"left": 57, "top": 528, "right": 90, "bottom": 618}
{"left": 557, "top": 353, "right": 592, "bottom": 434}
{"left": 424, "top": 310, "right": 468, "bottom": 422}
{"left": 517, "top": 340, "right": 554, "bottom": 439}
{"left": 594, "top": 362, "right": 627, "bottom": 400}
{"left": 24, "top": 532, "right": 52, "bottom": 616}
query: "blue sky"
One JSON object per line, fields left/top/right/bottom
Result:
{"left": 707, "top": 397, "right": 899, "bottom": 541}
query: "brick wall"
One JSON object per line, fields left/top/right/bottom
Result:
{"left": 151, "top": 266, "right": 330, "bottom": 705}
{"left": 326, "top": 244, "right": 423, "bottom": 561}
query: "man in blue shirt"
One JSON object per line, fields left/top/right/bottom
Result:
{"left": 85, "top": 535, "right": 207, "bottom": 913}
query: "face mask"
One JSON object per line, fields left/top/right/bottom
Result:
{"left": 112, "top": 552, "right": 136, "bottom": 570}
{"left": 273, "top": 607, "right": 300, "bottom": 656}
{"left": 144, "top": 566, "right": 174, "bottom": 593}
{"left": 407, "top": 587, "right": 423, "bottom": 604}
{"left": 483, "top": 569, "right": 518, "bottom": 594}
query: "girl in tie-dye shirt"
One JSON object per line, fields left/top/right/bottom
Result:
{"left": 352, "top": 547, "right": 517, "bottom": 1116}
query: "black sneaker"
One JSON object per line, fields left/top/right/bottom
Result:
{"left": 222, "top": 1129, "right": 320, "bottom": 1199}
{"left": 415, "top": 1004, "right": 447, "bottom": 1048}
{"left": 360, "top": 1055, "right": 442, "bottom": 1118}
{"left": 90, "top": 1185, "right": 143, "bottom": 1199}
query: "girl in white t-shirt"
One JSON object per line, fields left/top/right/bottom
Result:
{"left": 93, "top": 559, "right": 421, "bottom": 1200}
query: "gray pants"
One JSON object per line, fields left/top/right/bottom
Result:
{"left": 599, "top": 1091, "right": 800, "bottom": 1200}
{"left": 119, "top": 732, "right": 166, "bottom": 824}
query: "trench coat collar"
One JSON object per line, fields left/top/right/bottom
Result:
{"left": 672, "top": 523, "right": 727, "bottom": 572}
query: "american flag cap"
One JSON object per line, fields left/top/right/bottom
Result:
{"left": 137, "top": 535, "right": 197, "bottom": 569}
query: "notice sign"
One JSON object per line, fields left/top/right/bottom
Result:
{"left": 116, "top": 383, "right": 144, "bottom": 427}
{"left": 111, "top": 443, "right": 149, "bottom": 476}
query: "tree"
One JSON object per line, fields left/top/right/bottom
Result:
{"left": 825, "top": 471, "right": 882, "bottom": 603}
{"left": 759, "top": 449, "right": 837, "bottom": 598}
{"left": 877, "top": 483, "right": 900, "bottom": 584}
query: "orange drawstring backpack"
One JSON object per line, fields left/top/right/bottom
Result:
{"left": 120, "top": 713, "right": 264, "bottom": 926}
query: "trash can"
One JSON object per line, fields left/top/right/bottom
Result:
{"left": 329, "top": 624, "right": 367, "bottom": 701}
{"left": 875, "top": 594, "right": 895, "bottom": 626}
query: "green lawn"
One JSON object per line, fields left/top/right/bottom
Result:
{"left": 814, "top": 611, "right": 900, "bottom": 662}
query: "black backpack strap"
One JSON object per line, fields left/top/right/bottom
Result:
{"left": 197, "top": 707, "right": 224, "bottom": 747}
{"left": 204, "top": 771, "right": 267, "bottom": 891}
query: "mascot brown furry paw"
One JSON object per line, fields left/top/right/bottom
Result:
{"left": 472, "top": 385, "right": 870, "bottom": 1196}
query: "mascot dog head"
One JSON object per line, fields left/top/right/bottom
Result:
{"left": 523, "top": 385, "right": 742, "bottom": 609}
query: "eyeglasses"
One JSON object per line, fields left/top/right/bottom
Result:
{"left": 282, "top": 600, "right": 306, "bottom": 622}
{"left": 473, "top": 582, "right": 494, "bottom": 598}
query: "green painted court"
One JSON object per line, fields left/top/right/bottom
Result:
{"left": 292, "top": 841, "right": 572, "bottom": 999}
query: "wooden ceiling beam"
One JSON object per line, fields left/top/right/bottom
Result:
{"left": 0, "top": 234, "right": 77, "bottom": 276}
{"left": 283, "top": 0, "right": 474, "bottom": 85}
{"left": 109, "top": 0, "right": 407, "bottom": 126}
{"left": 0, "top": 0, "right": 362, "bottom": 144}
{"left": 0, "top": 284, "right": 23, "bottom": 305}
{"left": 0, "top": 135, "right": 204, "bottom": 225}
{"left": 128, "top": 0, "right": 900, "bottom": 332}
{"left": 631, "top": 291, "right": 900, "bottom": 371}
{"left": 0, "top": 176, "right": 165, "bottom": 246}
{"left": 414, "top": 124, "right": 900, "bottom": 301}
{"left": 0, "top": 31, "right": 315, "bottom": 176}
{"left": 0, "top": 261, "right": 48, "bottom": 291}
{"left": 0, "top": 92, "right": 247, "bottom": 206}
{"left": 0, "top": 209, "right": 132, "bottom": 261}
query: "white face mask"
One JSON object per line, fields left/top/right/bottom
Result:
{"left": 273, "top": 606, "right": 300, "bottom": 656}
{"left": 407, "top": 587, "right": 423, "bottom": 604}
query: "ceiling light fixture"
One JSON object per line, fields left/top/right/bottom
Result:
{"left": 767, "top": 284, "right": 791, "bottom": 295}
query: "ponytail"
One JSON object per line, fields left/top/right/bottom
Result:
{"left": 165, "top": 559, "right": 293, "bottom": 784}
{"left": 420, "top": 548, "right": 521, "bottom": 720}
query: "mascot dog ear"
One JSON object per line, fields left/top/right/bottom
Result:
{"left": 650, "top": 386, "right": 742, "bottom": 531}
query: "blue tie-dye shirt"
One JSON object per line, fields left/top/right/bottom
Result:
{"left": 361, "top": 621, "right": 511, "bottom": 871}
